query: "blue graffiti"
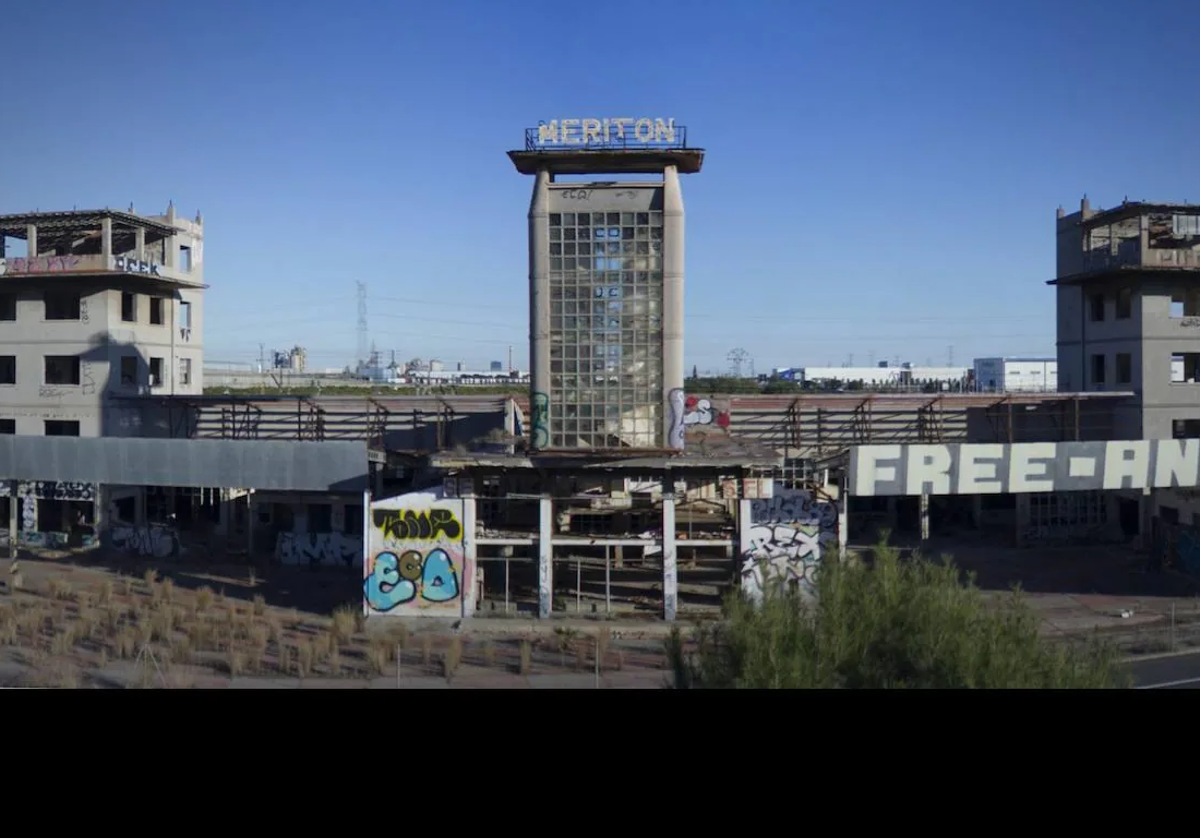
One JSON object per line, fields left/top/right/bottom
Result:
{"left": 365, "top": 548, "right": 460, "bottom": 612}
{"left": 421, "top": 549, "right": 460, "bottom": 602}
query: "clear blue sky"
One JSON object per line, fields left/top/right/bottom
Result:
{"left": 4, "top": 0, "right": 1198, "bottom": 375}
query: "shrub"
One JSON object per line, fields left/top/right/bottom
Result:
{"left": 667, "top": 537, "right": 1132, "bottom": 690}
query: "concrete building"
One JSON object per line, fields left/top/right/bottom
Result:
{"left": 509, "top": 119, "right": 701, "bottom": 450}
{"left": 972, "top": 357, "right": 1057, "bottom": 392}
{"left": 776, "top": 365, "right": 971, "bottom": 389}
{"left": 1051, "top": 197, "right": 1200, "bottom": 439}
{"left": 0, "top": 205, "right": 205, "bottom": 437}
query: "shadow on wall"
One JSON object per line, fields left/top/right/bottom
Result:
{"left": 741, "top": 485, "right": 839, "bottom": 604}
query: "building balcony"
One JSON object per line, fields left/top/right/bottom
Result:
{"left": 0, "top": 254, "right": 202, "bottom": 287}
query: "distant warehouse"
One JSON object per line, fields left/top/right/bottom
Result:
{"left": 972, "top": 357, "right": 1057, "bottom": 393}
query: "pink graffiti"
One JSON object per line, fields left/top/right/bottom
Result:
{"left": 1, "top": 256, "right": 82, "bottom": 274}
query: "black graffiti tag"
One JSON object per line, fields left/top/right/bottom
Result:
{"left": 373, "top": 508, "right": 462, "bottom": 542}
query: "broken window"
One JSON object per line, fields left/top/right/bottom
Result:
{"left": 1089, "top": 293, "right": 1105, "bottom": 321}
{"left": 44, "top": 420, "right": 80, "bottom": 436}
{"left": 1091, "top": 353, "right": 1106, "bottom": 386}
{"left": 120, "top": 356, "right": 137, "bottom": 386}
{"left": 1171, "top": 353, "right": 1200, "bottom": 384}
{"left": 44, "top": 355, "right": 80, "bottom": 385}
{"left": 44, "top": 292, "right": 80, "bottom": 321}
{"left": 149, "top": 357, "right": 163, "bottom": 387}
{"left": 178, "top": 357, "right": 191, "bottom": 386}
{"left": 1116, "top": 352, "right": 1132, "bottom": 384}
{"left": 1170, "top": 290, "right": 1200, "bottom": 318}
{"left": 1173, "top": 419, "right": 1200, "bottom": 439}
{"left": 0, "top": 356, "right": 14, "bottom": 386}
{"left": 0, "top": 294, "right": 15, "bottom": 321}
{"left": 121, "top": 292, "right": 137, "bottom": 322}
{"left": 149, "top": 296, "right": 164, "bottom": 325}
{"left": 1115, "top": 288, "right": 1133, "bottom": 319}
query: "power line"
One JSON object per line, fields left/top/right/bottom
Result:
{"left": 356, "top": 282, "right": 368, "bottom": 364}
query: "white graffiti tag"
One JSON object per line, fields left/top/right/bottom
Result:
{"left": 742, "top": 488, "right": 838, "bottom": 604}
{"left": 108, "top": 526, "right": 181, "bottom": 558}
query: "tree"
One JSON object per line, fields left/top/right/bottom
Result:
{"left": 666, "top": 536, "right": 1131, "bottom": 689}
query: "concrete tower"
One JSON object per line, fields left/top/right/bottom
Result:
{"left": 509, "top": 118, "right": 703, "bottom": 451}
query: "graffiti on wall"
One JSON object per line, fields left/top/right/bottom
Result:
{"left": 106, "top": 525, "right": 182, "bottom": 558}
{"left": 277, "top": 532, "right": 363, "bottom": 566}
{"left": 0, "top": 255, "right": 85, "bottom": 275}
{"left": 530, "top": 392, "right": 550, "bottom": 448}
{"left": 741, "top": 487, "right": 839, "bottom": 604}
{"left": 667, "top": 389, "right": 685, "bottom": 449}
{"left": 365, "top": 493, "right": 467, "bottom": 616}
{"left": 21, "top": 481, "right": 95, "bottom": 502}
{"left": 683, "top": 396, "right": 730, "bottom": 429}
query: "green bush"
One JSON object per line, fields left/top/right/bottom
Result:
{"left": 667, "top": 538, "right": 1131, "bottom": 689}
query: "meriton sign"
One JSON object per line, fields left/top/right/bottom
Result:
{"left": 535, "top": 118, "right": 677, "bottom": 147}
{"left": 849, "top": 440, "right": 1200, "bottom": 497}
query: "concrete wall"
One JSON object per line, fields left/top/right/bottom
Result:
{"left": 739, "top": 485, "right": 839, "bottom": 603}
{"left": 364, "top": 489, "right": 474, "bottom": 618}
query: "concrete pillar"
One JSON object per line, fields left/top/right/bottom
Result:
{"left": 247, "top": 490, "right": 256, "bottom": 559}
{"left": 8, "top": 481, "right": 17, "bottom": 560}
{"left": 135, "top": 226, "right": 146, "bottom": 260}
{"left": 461, "top": 494, "right": 477, "bottom": 618}
{"left": 972, "top": 494, "right": 983, "bottom": 528}
{"left": 528, "top": 168, "right": 552, "bottom": 450}
{"left": 662, "top": 481, "right": 678, "bottom": 621}
{"left": 94, "top": 484, "right": 107, "bottom": 543}
{"left": 737, "top": 498, "right": 753, "bottom": 588}
{"left": 838, "top": 490, "right": 850, "bottom": 562}
{"left": 134, "top": 490, "right": 147, "bottom": 526}
{"left": 662, "top": 164, "right": 686, "bottom": 449}
{"left": 25, "top": 224, "right": 36, "bottom": 256}
{"left": 537, "top": 495, "right": 553, "bottom": 618}
{"left": 919, "top": 493, "right": 930, "bottom": 542}
{"left": 101, "top": 217, "right": 113, "bottom": 263}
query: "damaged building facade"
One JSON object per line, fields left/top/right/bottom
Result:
{"left": 0, "top": 205, "right": 207, "bottom": 552}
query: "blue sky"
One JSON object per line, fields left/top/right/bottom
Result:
{"left": 3, "top": 0, "right": 1199, "bottom": 374}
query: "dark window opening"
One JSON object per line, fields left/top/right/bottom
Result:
{"left": 179, "top": 301, "right": 192, "bottom": 331}
{"left": 1115, "top": 288, "right": 1132, "bottom": 319}
{"left": 121, "top": 292, "right": 137, "bottom": 322}
{"left": 149, "top": 357, "right": 163, "bottom": 387}
{"left": 44, "top": 292, "right": 81, "bottom": 321}
{"left": 179, "top": 245, "right": 192, "bottom": 272}
{"left": 1173, "top": 419, "right": 1200, "bottom": 439}
{"left": 149, "top": 296, "right": 164, "bottom": 325}
{"left": 1172, "top": 353, "right": 1200, "bottom": 384}
{"left": 1089, "top": 293, "right": 1105, "bottom": 321}
{"left": 0, "top": 419, "right": 14, "bottom": 434}
{"left": 120, "top": 355, "right": 137, "bottom": 386}
{"left": 0, "top": 294, "right": 15, "bottom": 321}
{"left": 1171, "top": 291, "right": 1200, "bottom": 318}
{"left": 44, "top": 420, "right": 80, "bottom": 437}
{"left": 308, "top": 503, "right": 333, "bottom": 532}
{"left": 1116, "top": 352, "right": 1132, "bottom": 385}
{"left": 0, "top": 356, "right": 14, "bottom": 385}
{"left": 344, "top": 504, "right": 364, "bottom": 535}
{"left": 44, "top": 355, "right": 80, "bottom": 385}
{"left": 1091, "top": 353, "right": 1106, "bottom": 386}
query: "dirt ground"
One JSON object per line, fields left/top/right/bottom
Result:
{"left": 0, "top": 551, "right": 677, "bottom": 689}
{"left": 888, "top": 530, "right": 1200, "bottom": 647}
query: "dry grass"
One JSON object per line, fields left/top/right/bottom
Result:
{"left": 248, "top": 566, "right": 258, "bottom": 588}
{"left": 483, "top": 641, "right": 496, "bottom": 667}
{"left": 297, "top": 640, "right": 314, "bottom": 678}
{"left": 46, "top": 576, "right": 72, "bottom": 601}
{"left": 143, "top": 568, "right": 159, "bottom": 588}
{"left": 367, "top": 637, "right": 391, "bottom": 675}
{"left": 444, "top": 636, "right": 463, "bottom": 680}
{"left": 519, "top": 639, "right": 532, "bottom": 675}
{"left": 279, "top": 643, "right": 293, "bottom": 675}
{"left": 227, "top": 648, "right": 245, "bottom": 677}
{"left": 596, "top": 628, "right": 611, "bottom": 672}
{"left": 252, "top": 594, "right": 266, "bottom": 617}
{"left": 121, "top": 577, "right": 133, "bottom": 598}
{"left": 195, "top": 586, "right": 215, "bottom": 612}
{"left": 97, "top": 579, "right": 114, "bottom": 607}
{"left": 331, "top": 606, "right": 356, "bottom": 644}
{"left": 421, "top": 635, "right": 433, "bottom": 668}
{"left": 328, "top": 645, "right": 341, "bottom": 676}
{"left": 50, "top": 625, "right": 77, "bottom": 656}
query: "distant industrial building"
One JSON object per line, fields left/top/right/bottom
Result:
{"left": 972, "top": 357, "right": 1057, "bottom": 392}
{"left": 774, "top": 364, "right": 970, "bottom": 390}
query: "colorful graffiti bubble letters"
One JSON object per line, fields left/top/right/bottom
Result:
{"left": 365, "top": 548, "right": 461, "bottom": 611}
{"left": 373, "top": 508, "right": 462, "bottom": 542}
